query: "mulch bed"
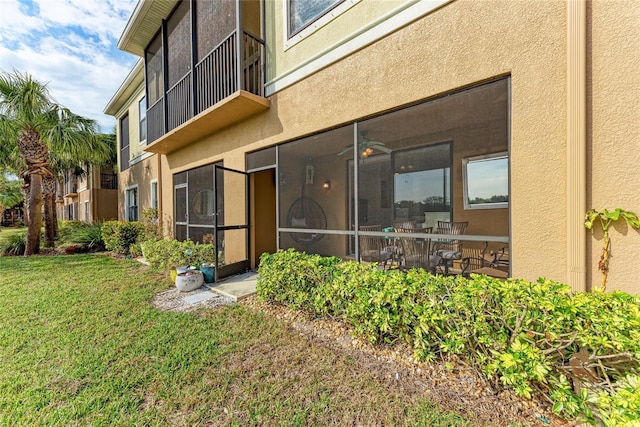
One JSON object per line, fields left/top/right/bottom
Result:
{"left": 239, "top": 296, "right": 570, "bottom": 427}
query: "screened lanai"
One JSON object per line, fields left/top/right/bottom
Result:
{"left": 276, "top": 78, "right": 510, "bottom": 274}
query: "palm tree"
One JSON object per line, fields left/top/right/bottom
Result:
{"left": 42, "top": 115, "right": 112, "bottom": 247}
{"left": 0, "top": 71, "right": 103, "bottom": 254}
{"left": 0, "top": 173, "right": 23, "bottom": 215}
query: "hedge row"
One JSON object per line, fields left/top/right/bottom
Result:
{"left": 141, "top": 239, "right": 215, "bottom": 271}
{"left": 257, "top": 249, "right": 640, "bottom": 426}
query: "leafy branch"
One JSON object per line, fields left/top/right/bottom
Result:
{"left": 584, "top": 208, "right": 640, "bottom": 290}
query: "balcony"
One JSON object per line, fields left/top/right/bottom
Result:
{"left": 145, "top": 29, "right": 269, "bottom": 155}
{"left": 100, "top": 173, "right": 118, "bottom": 190}
{"left": 64, "top": 184, "right": 78, "bottom": 198}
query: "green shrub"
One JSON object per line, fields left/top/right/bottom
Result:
{"left": 64, "top": 222, "right": 105, "bottom": 252}
{"left": 101, "top": 221, "right": 146, "bottom": 255}
{"left": 257, "top": 249, "right": 341, "bottom": 311}
{"left": 257, "top": 249, "right": 640, "bottom": 425}
{"left": 141, "top": 239, "right": 215, "bottom": 271}
{"left": 139, "top": 208, "right": 163, "bottom": 243}
{"left": 0, "top": 232, "right": 26, "bottom": 256}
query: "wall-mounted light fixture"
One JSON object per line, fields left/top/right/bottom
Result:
{"left": 322, "top": 180, "right": 331, "bottom": 190}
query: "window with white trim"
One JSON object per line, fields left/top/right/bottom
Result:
{"left": 288, "top": 0, "right": 344, "bottom": 38}
{"left": 139, "top": 97, "right": 147, "bottom": 143}
{"left": 150, "top": 180, "right": 158, "bottom": 210}
{"left": 126, "top": 185, "right": 139, "bottom": 221}
{"left": 462, "top": 152, "right": 509, "bottom": 210}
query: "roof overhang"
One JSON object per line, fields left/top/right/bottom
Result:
{"left": 103, "top": 59, "right": 145, "bottom": 116}
{"left": 118, "top": 0, "right": 179, "bottom": 56}
{"left": 144, "top": 90, "right": 270, "bottom": 155}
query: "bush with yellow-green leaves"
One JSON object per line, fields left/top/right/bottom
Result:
{"left": 257, "top": 249, "right": 640, "bottom": 425}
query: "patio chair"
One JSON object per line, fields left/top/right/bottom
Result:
{"left": 433, "top": 221, "right": 469, "bottom": 275}
{"left": 395, "top": 227, "right": 440, "bottom": 273}
{"left": 359, "top": 225, "right": 393, "bottom": 269}
{"left": 392, "top": 220, "right": 417, "bottom": 230}
{"left": 490, "top": 246, "right": 510, "bottom": 271}
{"left": 460, "top": 243, "right": 507, "bottom": 279}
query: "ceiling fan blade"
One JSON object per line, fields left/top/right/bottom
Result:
{"left": 370, "top": 141, "right": 392, "bottom": 153}
{"left": 337, "top": 146, "right": 352, "bottom": 156}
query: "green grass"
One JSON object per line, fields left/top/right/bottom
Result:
{"left": 0, "top": 255, "right": 474, "bottom": 426}
{"left": 0, "top": 226, "right": 26, "bottom": 241}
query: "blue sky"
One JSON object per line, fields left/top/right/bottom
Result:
{"left": 0, "top": 0, "right": 139, "bottom": 132}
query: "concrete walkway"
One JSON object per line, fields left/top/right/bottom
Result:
{"left": 207, "top": 271, "right": 257, "bottom": 301}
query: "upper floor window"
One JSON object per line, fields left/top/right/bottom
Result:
{"left": 288, "top": 0, "right": 344, "bottom": 37}
{"left": 139, "top": 97, "right": 147, "bottom": 142}
{"left": 120, "top": 113, "right": 130, "bottom": 171}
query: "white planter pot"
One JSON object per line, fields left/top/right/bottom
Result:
{"left": 175, "top": 270, "right": 204, "bottom": 292}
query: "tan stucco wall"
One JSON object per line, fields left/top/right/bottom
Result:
{"left": 93, "top": 189, "right": 118, "bottom": 221}
{"left": 153, "top": 0, "right": 638, "bottom": 293}
{"left": 267, "top": 0, "right": 403, "bottom": 78}
{"left": 115, "top": 87, "right": 147, "bottom": 170}
{"left": 118, "top": 156, "right": 159, "bottom": 220}
{"left": 587, "top": 0, "right": 640, "bottom": 294}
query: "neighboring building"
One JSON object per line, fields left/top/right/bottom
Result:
{"left": 107, "top": 0, "right": 640, "bottom": 293}
{"left": 104, "top": 60, "right": 160, "bottom": 224}
{"left": 55, "top": 165, "right": 118, "bottom": 222}
{"left": 1, "top": 202, "right": 24, "bottom": 227}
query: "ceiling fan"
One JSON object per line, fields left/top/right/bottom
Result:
{"left": 338, "top": 131, "right": 392, "bottom": 157}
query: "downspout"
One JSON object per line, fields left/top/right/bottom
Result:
{"left": 566, "top": 0, "right": 587, "bottom": 292}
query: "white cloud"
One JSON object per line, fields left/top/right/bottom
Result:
{"left": 0, "top": 0, "right": 139, "bottom": 132}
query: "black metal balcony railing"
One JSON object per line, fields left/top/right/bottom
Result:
{"left": 167, "top": 73, "right": 192, "bottom": 131}
{"left": 195, "top": 31, "right": 238, "bottom": 115}
{"left": 100, "top": 173, "right": 118, "bottom": 190}
{"left": 147, "top": 29, "right": 265, "bottom": 143}
{"left": 148, "top": 98, "right": 164, "bottom": 144}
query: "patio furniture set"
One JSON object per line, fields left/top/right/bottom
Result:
{"left": 359, "top": 221, "right": 509, "bottom": 279}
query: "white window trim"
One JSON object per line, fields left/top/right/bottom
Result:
{"left": 284, "top": 0, "right": 361, "bottom": 50}
{"left": 125, "top": 184, "right": 139, "bottom": 221}
{"left": 269, "top": 0, "right": 451, "bottom": 96}
{"left": 462, "top": 152, "right": 509, "bottom": 210}
{"left": 84, "top": 200, "right": 90, "bottom": 222}
{"left": 139, "top": 97, "right": 147, "bottom": 146}
{"left": 150, "top": 179, "right": 158, "bottom": 210}
{"left": 129, "top": 151, "right": 154, "bottom": 166}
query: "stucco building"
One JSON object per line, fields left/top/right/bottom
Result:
{"left": 106, "top": 0, "right": 640, "bottom": 293}
{"left": 105, "top": 60, "right": 160, "bottom": 224}
{"left": 55, "top": 165, "right": 118, "bottom": 223}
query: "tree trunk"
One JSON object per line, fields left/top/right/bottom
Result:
{"left": 21, "top": 175, "right": 30, "bottom": 226}
{"left": 54, "top": 177, "right": 64, "bottom": 238}
{"left": 25, "top": 173, "right": 42, "bottom": 255}
{"left": 16, "top": 127, "right": 50, "bottom": 256}
{"left": 43, "top": 174, "right": 56, "bottom": 247}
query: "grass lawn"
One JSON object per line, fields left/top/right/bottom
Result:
{"left": 0, "top": 254, "right": 475, "bottom": 426}
{"left": 0, "top": 226, "right": 26, "bottom": 240}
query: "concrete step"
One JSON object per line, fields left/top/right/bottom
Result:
{"left": 207, "top": 271, "right": 257, "bottom": 302}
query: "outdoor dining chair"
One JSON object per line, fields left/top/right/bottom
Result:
{"left": 433, "top": 220, "right": 469, "bottom": 275}
{"left": 460, "top": 243, "right": 508, "bottom": 279}
{"left": 359, "top": 225, "right": 393, "bottom": 270}
{"left": 395, "top": 227, "right": 440, "bottom": 273}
